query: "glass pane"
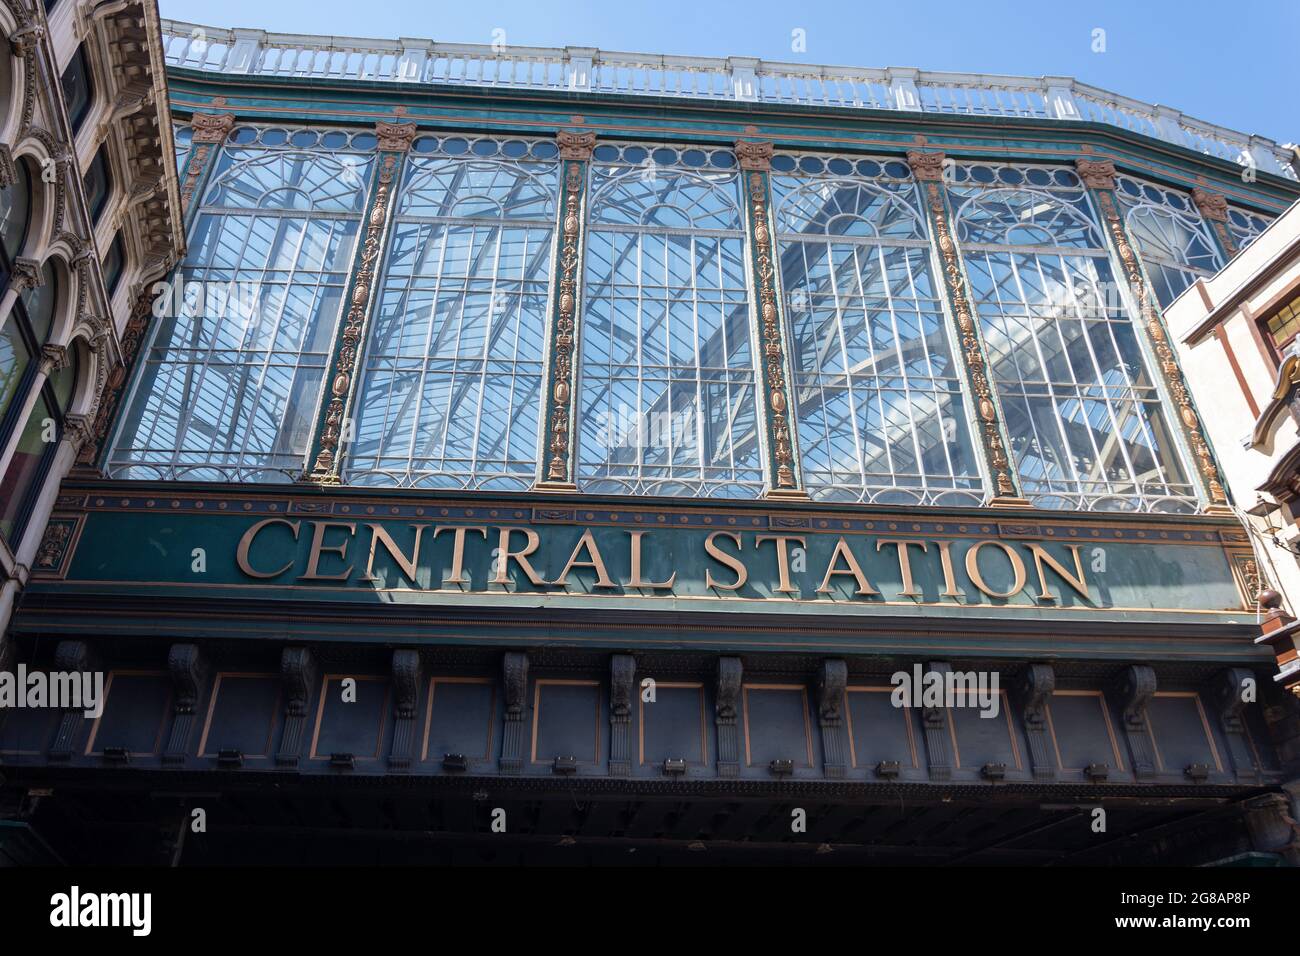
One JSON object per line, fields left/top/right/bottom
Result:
{"left": 20, "top": 261, "right": 58, "bottom": 345}
{"left": 577, "top": 151, "right": 761, "bottom": 498}
{"left": 949, "top": 162, "right": 1196, "bottom": 512}
{"left": 772, "top": 159, "right": 983, "bottom": 504}
{"left": 0, "top": 318, "right": 31, "bottom": 429}
{"left": 345, "top": 147, "right": 560, "bottom": 489}
{"left": 110, "top": 137, "right": 374, "bottom": 482}
{"left": 0, "top": 160, "right": 31, "bottom": 263}
{"left": 0, "top": 393, "right": 53, "bottom": 541}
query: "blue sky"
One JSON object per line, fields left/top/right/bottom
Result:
{"left": 159, "top": 0, "right": 1295, "bottom": 145}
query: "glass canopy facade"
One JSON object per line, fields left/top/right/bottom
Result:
{"left": 108, "top": 124, "right": 1275, "bottom": 513}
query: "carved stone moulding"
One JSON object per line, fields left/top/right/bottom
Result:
{"left": 1075, "top": 158, "right": 1118, "bottom": 191}
{"left": 557, "top": 130, "right": 596, "bottom": 161}
{"left": 189, "top": 112, "right": 236, "bottom": 145}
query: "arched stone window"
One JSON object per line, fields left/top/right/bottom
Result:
{"left": 0, "top": 282, "right": 73, "bottom": 544}
{"left": 345, "top": 134, "right": 560, "bottom": 489}
{"left": 110, "top": 126, "right": 375, "bottom": 481}
{"left": 576, "top": 143, "right": 761, "bottom": 498}
{"left": 0, "top": 157, "right": 32, "bottom": 291}
{"left": 948, "top": 162, "right": 1195, "bottom": 513}
{"left": 771, "top": 152, "right": 982, "bottom": 505}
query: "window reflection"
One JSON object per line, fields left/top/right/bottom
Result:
{"left": 948, "top": 163, "right": 1195, "bottom": 513}
{"left": 772, "top": 154, "right": 982, "bottom": 505}
{"left": 111, "top": 131, "right": 372, "bottom": 481}
{"left": 346, "top": 136, "right": 559, "bottom": 489}
{"left": 577, "top": 144, "right": 761, "bottom": 498}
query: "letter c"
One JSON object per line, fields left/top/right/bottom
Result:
{"left": 236, "top": 518, "right": 301, "bottom": 579}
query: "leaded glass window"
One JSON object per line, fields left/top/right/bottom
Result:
{"left": 110, "top": 126, "right": 374, "bottom": 481}
{"left": 344, "top": 134, "right": 560, "bottom": 489}
{"left": 1228, "top": 205, "right": 1273, "bottom": 252}
{"left": 1113, "top": 174, "right": 1222, "bottom": 308}
{"left": 948, "top": 162, "right": 1196, "bottom": 513}
{"left": 770, "top": 152, "right": 982, "bottom": 505}
{"left": 576, "top": 143, "right": 762, "bottom": 497}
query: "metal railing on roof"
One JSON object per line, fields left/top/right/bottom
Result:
{"left": 160, "top": 19, "right": 1297, "bottom": 180}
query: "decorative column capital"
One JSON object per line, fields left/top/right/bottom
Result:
{"left": 1191, "top": 187, "right": 1229, "bottom": 222}
{"left": 906, "top": 149, "right": 946, "bottom": 181}
{"left": 375, "top": 120, "right": 417, "bottom": 152}
{"left": 735, "top": 140, "right": 774, "bottom": 172}
{"left": 38, "top": 343, "right": 68, "bottom": 376}
{"left": 557, "top": 130, "right": 596, "bottom": 161}
{"left": 9, "top": 257, "right": 43, "bottom": 294}
{"left": 1075, "top": 158, "right": 1117, "bottom": 190}
{"left": 63, "top": 413, "right": 94, "bottom": 450}
{"left": 189, "top": 112, "right": 237, "bottom": 144}
{"left": 9, "top": 22, "right": 44, "bottom": 58}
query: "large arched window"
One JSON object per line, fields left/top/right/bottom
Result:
{"left": 576, "top": 143, "right": 761, "bottom": 497}
{"left": 0, "top": 259, "right": 57, "bottom": 464}
{"left": 60, "top": 45, "right": 94, "bottom": 135}
{"left": 110, "top": 125, "right": 375, "bottom": 481}
{"left": 1113, "top": 175, "right": 1223, "bottom": 308}
{"left": 0, "top": 273, "right": 69, "bottom": 546}
{"left": 948, "top": 163, "right": 1195, "bottom": 513}
{"left": 345, "top": 134, "right": 560, "bottom": 489}
{"left": 0, "top": 157, "right": 32, "bottom": 292}
{"left": 0, "top": 345, "right": 77, "bottom": 542}
{"left": 771, "top": 153, "right": 982, "bottom": 505}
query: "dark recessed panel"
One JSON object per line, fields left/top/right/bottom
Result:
{"left": 88, "top": 673, "right": 171, "bottom": 756}
{"left": 199, "top": 674, "right": 280, "bottom": 758}
{"left": 950, "top": 692, "right": 1020, "bottom": 770}
{"left": 532, "top": 681, "right": 601, "bottom": 765}
{"left": 310, "top": 676, "right": 389, "bottom": 761}
{"left": 0, "top": 705, "right": 59, "bottom": 754}
{"left": 423, "top": 678, "right": 495, "bottom": 763}
{"left": 1048, "top": 692, "right": 1123, "bottom": 772}
{"left": 845, "top": 688, "right": 916, "bottom": 769}
{"left": 638, "top": 683, "right": 708, "bottom": 771}
{"left": 743, "top": 685, "right": 813, "bottom": 769}
{"left": 1148, "top": 694, "right": 1221, "bottom": 774}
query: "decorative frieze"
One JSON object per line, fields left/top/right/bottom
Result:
{"left": 537, "top": 131, "right": 594, "bottom": 489}
{"left": 1192, "top": 187, "right": 1239, "bottom": 257}
{"left": 739, "top": 141, "right": 803, "bottom": 497}
{"left": 909, "top": 151, "right": 1022, "bottom": 503}
{"left": 1081, "top": 161, "right": 1231, "bottom": 511}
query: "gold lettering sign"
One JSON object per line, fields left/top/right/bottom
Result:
{"left": 233, "top": 520, "right": 1094, "bottom": 606}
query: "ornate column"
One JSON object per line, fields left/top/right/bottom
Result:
{"left": 499, "top": 651, "right": 530, "bottom": 774}
{"left": 163, "top": 644, "right": 207, "bottom": 765}
{"left": 389, "top": 649, "right": 422, "bottom": 770}
{"left": 1078, "top": 158, "right": 1232, "bottom": 513}
{"left": 817, "top": 659, "right": 848, "bottom": 778}
{"left": 908, "top": 150, "right": 1025, "bottom": 506}
{"left": 305, "top": 120, "right": 416, "bottom": 483}
{"left": 1115, "top": 663, "right": 1158, "bottom": 780}
{"left": 715, "top": 656, "right": 742, "bottom": 777}
{"left": 1192, "top": 187, "right": 1239, "bottom": 260}
{"left": 609, "top": 654, "right": 635, "bottom": 776}
{"left": 275, "top": 646, "right": 316, "bottom": 767}
{"left": 921, "top": 660, "right": 955, "bottom": 781}
{"left": 737, "top": 140, "right": 806, "bottom": 498}
{"left": 179, "top": 112, "right": 236, "bottom": 226}
{"left": 1018, "top": 663, "right": 1056, "bottom": 781}
{"left": 535, "top": 130, "right": 595, "bottom": 491}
